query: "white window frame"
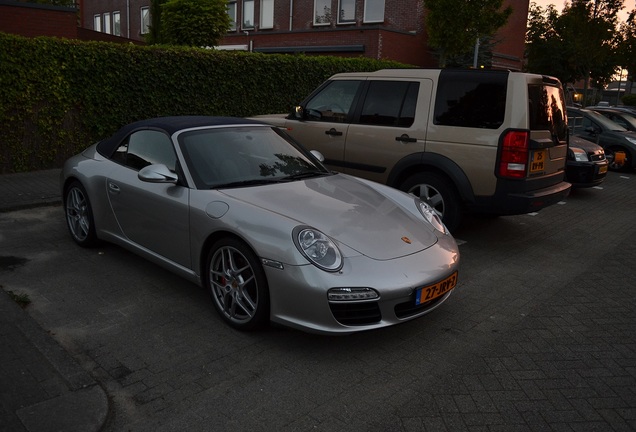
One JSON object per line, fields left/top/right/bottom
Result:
{"left": 93, "top": 14, "right": 101, "bottom": 32}
{"left": 242, "top": 0, "right": 254, "bottom": 29}
{"left": 113, "top": 11, "right": 121, "bottom": 36}
{"left": 141, "top": 7, "right": 150, "bottom": 34}
{"left": 260, "top": 0, "right": 274, "bottom": 29}
{"left": 338, "top": 0, "right": 356, "bottom": 24}
{"left": 104, "top": 12, "right": 111, "bottom": 34}
{"left": 363, "top": 0, "right": 384, "bottom": 23}
{"left": 314, "top": 0, "right": 331, "bottom": 26}
{"left": 227, "top": 1, "right": 237, "bottom": 31}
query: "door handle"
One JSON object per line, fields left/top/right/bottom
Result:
{"left": 325, "top": 128, "right": 343, "bottom": 136}
{"left": 108, "top": 182, "right": 121, "bottom": 194}
{"left": 396, "top": 134, "right": 417, "bottom": 143}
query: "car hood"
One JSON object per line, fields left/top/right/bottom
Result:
{"left": 219, "top": 174, "right": 440, "bottom": 260}
{"left": 569, "top": 136, "right": 603, "bottom": 152}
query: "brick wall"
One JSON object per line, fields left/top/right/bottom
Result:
{"left": 0, "top": 1, "right": 78, "bottom": 39}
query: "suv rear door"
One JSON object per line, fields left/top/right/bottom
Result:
{"left": 344, "top": 79, "right": 432, "bottom": 183}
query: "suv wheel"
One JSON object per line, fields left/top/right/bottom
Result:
{"left": 400, "top": 172, "right": 462, "bottom": 233}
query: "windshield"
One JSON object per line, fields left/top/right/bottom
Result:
{"left": 178, "top": 125, "right": 329, "bottom": 189}
{"left": 585, "top": 109, "right": 628, "bottom": 132}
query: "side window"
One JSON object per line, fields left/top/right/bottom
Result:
{"left": 305, "top": 80, "right": 362, "bottom": 123}
{"left": 113, "top": 130, "right": 176, "bottom": 171}
{"left": 609, "top": 114, "right": 628, "bottom": 128}
{"left": 434, "top": 71, "right": 507, "bottom": 129}
{"left": 581, "top": 116, "right": 599, "bottom": 132}
{"left": 359, "top": 81, "right": 419, "bottom": 127}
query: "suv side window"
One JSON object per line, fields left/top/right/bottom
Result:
{"left": 305, "top": 80, "right": 362, "bottom": 123}
{"left": 113, "top": 130, "right": 176, "bottom": 171}
{"left": 359, "top": 81, "right": 419, "bottom": 127}
{"left": 434, "top": 70, "right": 507, "bottom": 129}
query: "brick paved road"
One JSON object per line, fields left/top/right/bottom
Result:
{"left": 1, "top": 172, "right": 635, "bottom": 431}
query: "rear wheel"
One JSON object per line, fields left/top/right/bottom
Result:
{"left": 605, "top": 146, "right": 630, "bottom": 172}
{"left": 205, "top": 237, "right": 270, "bottom": 330}
{"left": 400, "top": 172, "right": 462, "bottom": 233}
{"left": 64, "top": 181, "right": 98, "bottom": 247}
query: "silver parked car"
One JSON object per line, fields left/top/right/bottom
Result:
{"left": 61, "top": 117, "right": 460, "bottom": 335}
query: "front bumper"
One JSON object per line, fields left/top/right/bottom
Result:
{"left": 566, "top": 160, "right": 608, "bottom": 188}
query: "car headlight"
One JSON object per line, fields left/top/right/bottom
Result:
{"left": 293, "top": 226, "right": 343, "bottom": 272}
{"left": 416, "top": 200, "right": 448, "bottom": 234}
{"left": 626, "top": 137, "right": 636, "bottom": 145}
{"left": 570, "top": 147, "right": 589, "bottom": 162}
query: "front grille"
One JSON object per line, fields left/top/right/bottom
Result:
{"left": 329, "top": 301, "right": 381, "bottom": 326}
{"left": 394, "top": 295, "right": 445, "bottom": 319}
{"left": 589, "top": 152, "right": 606, "bottom": 162}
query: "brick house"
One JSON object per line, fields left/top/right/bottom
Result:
{"left": 82, "top": 0, "right": 529, "bottom": 69}
{"left": 0, "top": 0, "right": 143, "bottom": 44}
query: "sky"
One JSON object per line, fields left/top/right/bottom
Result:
{"left": 530, "top": 0, "right": 635, "bottom": 21}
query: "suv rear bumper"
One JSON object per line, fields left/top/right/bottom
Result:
{"left": 470, "top": 180, "right": 572, "bottom": 215}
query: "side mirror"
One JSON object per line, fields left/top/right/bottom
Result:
{"left": 293, "top": 105, "right": 304, "bottom": 119}
{"left": 584, "top": 126, "right": 598, "bottom": 136}
{"left": 310, "top": 150, "right": 325, "bottom": 163}
{"left": 138, "top": 164, "right": 178, "bottom": 183}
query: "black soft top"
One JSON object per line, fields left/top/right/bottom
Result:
{"left": 96, "top": 116, "right": 266, "bottom": 158}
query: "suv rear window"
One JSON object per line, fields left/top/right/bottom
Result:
{"left": 434, "top": 70, "right": 508, "bottom": 129}
{"left": 528, "top": 84, "right": 568, "bottom": 141}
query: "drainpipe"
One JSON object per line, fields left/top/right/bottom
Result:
{"left": 126, "top": 0, "right": 130, "bottom": 38}
{"left": 289, "top": 0, "right": 293, "bottom": 31}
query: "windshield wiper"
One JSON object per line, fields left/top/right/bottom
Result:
{"left": 280, "top": 171, "right": 329, "bottom": 181}
{"left": 212, "top": 178, "right": 283, "bottom": 189}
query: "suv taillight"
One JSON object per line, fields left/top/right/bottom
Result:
{"left": 499, "top": 130, "right": 529, "bottom": 178}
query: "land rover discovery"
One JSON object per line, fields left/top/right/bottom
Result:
{"left": 255, "top": 69, "right": 571, "bottom": 232}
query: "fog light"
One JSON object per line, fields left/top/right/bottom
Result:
{"left": 328, "top": 287, "right": 379, "bottom": 301}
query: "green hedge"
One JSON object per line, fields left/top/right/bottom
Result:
{"left": 622, "top": 94, "right": 636, "bottom": 107}
{"left": 0, "top": 32, "right": 407, "bottom": 173}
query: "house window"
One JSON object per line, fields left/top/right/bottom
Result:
{"left": 228, "top": 1, "right": 237, "bottom": 31}
{"left": 141, "top": 7, "right": 150, "bottom": 34}
{"left": 113, "top": 11, "right": 121, "bottom": 36}
{"left": 93, "top": 14, "right": 101, "bottom": 32}
{"left": 314, "top": 0, "right": 332, "bottom": 25}
{"left": 243, "top": 0, "right": 254, "bottom": 29}
{"left": 338, "top": 0, "right": 355, "bottom": 24}
{"left": 260, "top": 0, "right": 274, "bottom": 29}
{"left": 104, "top": 12, "right": 111, "bottom": 34}
{"left": 363, "top": 0, "right": 384, "bottom": 23}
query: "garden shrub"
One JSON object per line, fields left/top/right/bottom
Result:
{"left": 0, "top": 32, "right": 407, "bottom": 173}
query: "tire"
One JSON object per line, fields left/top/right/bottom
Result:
{"left": 64, "top": 181, "right": 98, "bottom": 247}
{"left": 400, "top": 172, "right": 462, "bottom": 233}
{"left": 605, "top": 146, "right": 631, "bottom": 172}
{"left": 205, "top": 237, "right": 270, "bottom": 330}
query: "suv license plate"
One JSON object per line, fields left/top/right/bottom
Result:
{"left": 530, "top": 150, "right": 546, "bottom": 173}
{"left": 416, "top": 271, "right": 458, "bottom": 305}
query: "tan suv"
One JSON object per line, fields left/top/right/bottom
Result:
{"left": 254, "top": 69, "right": 571, "bottom": 232}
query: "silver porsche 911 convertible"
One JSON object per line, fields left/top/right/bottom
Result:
{"left": 61, "top": 116, "right": 460, "bottom": 334}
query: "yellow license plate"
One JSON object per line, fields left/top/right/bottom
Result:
{"left": 530, "top": 150, "right": 546, "bottom": 173}
{"left": 599, "top": 165, "right": 608, "bottom": 174}
{"left": 416, "top": 271, "right": 458, "bottom": 305}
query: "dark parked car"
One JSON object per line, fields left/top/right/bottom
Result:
{"left": 567, "top": 106, "right": 636, "bottom": 172}
{"left": 566, "top": 135, "right": 608, "bottom": 187}
{"left": 589, "top": 107, "right": 636, "bottom": 132}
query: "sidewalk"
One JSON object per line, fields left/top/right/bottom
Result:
{"left": 0, "top": 169, "right": 62, "bottom": 212}
{"left": 0, "top": 169, "right": 109, "bottom": 432}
